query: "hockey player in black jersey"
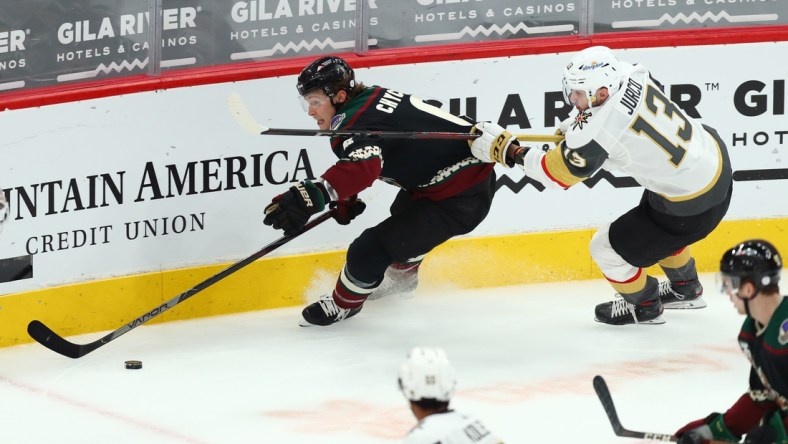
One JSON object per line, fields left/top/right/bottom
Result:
{"left": 263, "top": 56, "right": 496, "bottom": 326}
{"left": 677, "top": 239, "right": 788, "bottom": 444}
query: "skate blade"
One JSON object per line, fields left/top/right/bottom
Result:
{"left": 298, "top": 319, "right": 317, "bottom": 327}
{"left": 593, "top": 315, "right": 666, "bottom": 325}
{"left": 366, "top": 293, "right": 386, "bottom": 301}
{"left": 663, "top": 298, "right": 707, "bottom": 309}
{"left": 367, "top": 290, "right": 416, "bottom": 301}
{"left": 639, "top": 315, "right": 666, "bottom": 324}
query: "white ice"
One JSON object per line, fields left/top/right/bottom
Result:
{"left": 0, "top": 273, "right": 751, "bottom": 444}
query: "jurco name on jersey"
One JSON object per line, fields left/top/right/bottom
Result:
{"left": 57, "top": 7, "right": 198, "bottom": 44}
{"left": 620, "top": 78, "right": 644, "bottom": 116}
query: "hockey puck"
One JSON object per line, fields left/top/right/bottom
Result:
{"left": 124, "top": 360, "right": 143, "bottom": 370}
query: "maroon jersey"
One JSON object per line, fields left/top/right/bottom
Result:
{"left": 738, "top": 296, "right": 788, "bottom": 413}
{"left": 321, "top": 86, "right": 493, "bottom": 201}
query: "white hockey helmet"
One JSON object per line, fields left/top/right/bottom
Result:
{"left": 398, "top": 347, "right": 457, "bottom": 402}
{"left": 562, "top": 46, "right": 623, "bottom": 107}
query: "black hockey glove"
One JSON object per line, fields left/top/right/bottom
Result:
{"left": 330, "top": 195, "right": 366, "bottom": 225}
{"left": 744, "top": 411, "right": 788, "bottom": 444}
{"left": 264, "top": 180, "right": 328, "bottom": 236}
{"left": 676, "top": 413, "right": 740, "bottom": 444}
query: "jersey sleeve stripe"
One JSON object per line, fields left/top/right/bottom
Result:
{"left": 542, "top": 148, "right": 581, "bottom": 188}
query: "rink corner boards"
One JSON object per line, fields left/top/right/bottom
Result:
{"left": 1, "top": 217, "right": 786, "bottom": 348}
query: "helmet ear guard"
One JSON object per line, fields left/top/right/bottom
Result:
{"left": 562, "top": 46, "right": 623, "bottom": 107}
{"left": 398, "top": 347, "right": 456, "bottom": 403}
{"left": 297, "top": 56, "right": 356, "bottom": 98}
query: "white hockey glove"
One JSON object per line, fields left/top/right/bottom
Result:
{"left": 469, "top": 121, "right": 518, "bottom": 167}
{"left": 0, "top": 191, "right": 8, "bottom": 232}
{"left": 556, "top": 116, "right": 573, "bottom": 136}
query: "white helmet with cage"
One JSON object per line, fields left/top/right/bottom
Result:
{"left": 562, "top": 46, "right": 624, "bottom": 107}
{"left": 398, "top": 347, "right": 457, "bottom": 402}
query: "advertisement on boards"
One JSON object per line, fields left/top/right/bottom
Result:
{"left": 220, "top": 0, "right": 368, "bottom": 62}
{"left": 594, "top": 0, "right": 786, "bottom": 32}
{"left": 0, "top": 42, "right": 786, "bottom": 294}
{"left": 0, "top": 0, "right": 211, "bottom": 89}
{"left": 4, "top": 1, "right": 787, "bottom": 93}
{"left": 1, "top": 0, "right": 152, "bottom": 88}
{"left": 372, "top": 0, "right": 578, "bottom": 48}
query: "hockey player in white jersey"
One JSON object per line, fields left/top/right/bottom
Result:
{"left": 399, "top": 347, "right": 502, "bottom": 444}
{"left": 470, "top": 46, "right": 733, "bottom": 326}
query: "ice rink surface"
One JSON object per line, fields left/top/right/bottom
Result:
{"left": 0, "top": 273, "right": 752, "bottom": 444}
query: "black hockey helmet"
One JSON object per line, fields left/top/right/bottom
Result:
{"left": 296, "top": 56, "right": 355, "bottom": 97}
{"left": 720, "top": 239, "right": 782, "bottom": 293}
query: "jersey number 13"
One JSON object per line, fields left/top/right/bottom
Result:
{"left": 629, "top": 84, "right": 693, "bottom": 166}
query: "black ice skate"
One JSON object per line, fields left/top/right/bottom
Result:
{"left": 658, "top": 278, "right": 706, "bottom": 309}
{"left": 594, "top": 298, "right": 665, "bottom": 325}
{"left": 299, "top": 293, "right": 362, "bottom": 327}
{"left": 367, "top": 266, "right": 418, "bottom": 300}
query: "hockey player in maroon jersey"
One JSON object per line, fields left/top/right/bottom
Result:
{"left": 469, "top": 46, "right": 733, "bottom": 326}
{"left": 263, "top": 56, "right": 496, "bottom": 326}
{"left": 676, "top": 239, "right": 788, "bottom": 444}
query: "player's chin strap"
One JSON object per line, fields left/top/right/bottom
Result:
{"left": 740, "top": 283, "right": 763, "bottom": 319}
{"left": 744, "top": 298, "right": 752, "bottom": 319}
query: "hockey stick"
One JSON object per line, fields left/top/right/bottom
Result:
{"left": 594, "top": 375, "right": 678, "bottom": 441}
{"left": 515, "top": 134, "right": 564, "bottom": 143}
{"left": 28, "top": 210, "right": 336, "bottom": 359}
{"left": 593, "top": 376, "right": 730, "bottom": 444}
{"left": 227, "top": 93, "right": 564, "bottom": 143}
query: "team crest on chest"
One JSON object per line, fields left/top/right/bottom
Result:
{"left": 572, "top": 110, "right": 592, "bottom": 130}
{"left": 330, "top": 113, "right": 346, "bottom": 130}
{"left": 779, "top": 318, "right": 788, "bottom": 345}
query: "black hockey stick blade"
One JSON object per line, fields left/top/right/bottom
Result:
{"left": 593, "top": 375, "right": 678, "bottom": 442}
{"left": 27, "top": 320, "right": 99, "bottom": 358}
{"left": 28, "top": 210, "right": 336, "bottom": 359}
